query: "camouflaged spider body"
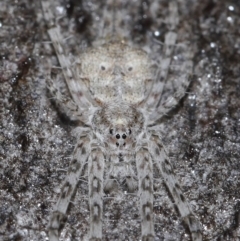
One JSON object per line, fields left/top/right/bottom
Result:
{"left": 42, "top": 0, "right": 202, "bottom": 240}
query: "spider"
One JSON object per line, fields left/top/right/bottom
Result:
{"left": 41, "top": 0, "right": 202, "bottom": 240}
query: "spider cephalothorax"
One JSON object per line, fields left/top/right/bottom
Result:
{"left": 92, "top": 103, "right": 145, "bottom": 155}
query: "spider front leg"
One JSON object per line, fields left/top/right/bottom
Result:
{"left": 146, "top": 1, "right": 179, "bottom": 109}
{"left": 48, "top": 134, "right": 90, "bottom": 241}
{"left": 146, "top": 1, "right": 193, "bottom": 123}
{"left": 88, "top": 148, "right": 105, "bottom": 240}
{"left": 149, "top": 58, "right": 193, "bottom": 123}
{"left": 41, "top": 0, "right": 93, "bottom": 110}
{"left": 136, "top": 148, "right": 154, "bottom": 240}
{"left": 46, "top": 75, "right": 84, "bottom": 122}
{"left": 149, "top": 134, "right": 202, "bottom": 241}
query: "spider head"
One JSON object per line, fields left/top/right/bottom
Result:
{"left": 107, "top": 126, "right": 133, "bottom": 152}
{"left": 92, "top": 104, "right": 145, "bottom": 154}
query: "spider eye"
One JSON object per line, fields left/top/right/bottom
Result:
{"left": 116, "top": 134, "right": 120, "bottom": 139}
{"left": 122, "top": 134, "right": 126, "bottom": 139}
{"left": 128, "top": 66, "right": 133, "bottom": 71}
{"left": 128, "top": 129, "right": 132, "bottom": 135}
{"left": 101, "top": 65, "right": 106, "bottom": 71}
{"left": 110, "top": 129, "right": 113, "bottom": 135}
{"left": 116, "top": 142, "right": 119, "bottom": 147}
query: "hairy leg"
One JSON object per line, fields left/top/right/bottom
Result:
{"left": 136, "top": 148, "right": 155, "bottom": 240}
{"left": 48, "top": 134, "right": 90, "bottom": 241}
{"left": 46, "top": 75, "right": 84, "bottom": 122}
{"left": 146, "top": 1, "right": 179, "bottom": 109}
{"left": 88, "top": 148, "right": 105, "bottom": 240}
{"left": 149, "top": 134, "right": 202, "bottom": 241}
{"left": 41, "top": 0, "right": 93, "bottom": 110}
{"left": 146, "top": 1, "right": 193, "bottom": 123}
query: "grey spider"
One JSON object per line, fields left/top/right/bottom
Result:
{"left": 41, "top": 0, "right": 202, "bottom": 240}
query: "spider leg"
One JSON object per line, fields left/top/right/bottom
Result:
{"left": 136, "top": 148, "right": 154, "bottom": 240}
{"left": 149, "top": 59, "right": 193, "bottom": 123}
{"left": 88, "top": 148, "right": 105, "bottom": 240}
{"left": 48, "top": 134, "right": 90, "bottom": 241}
{"left": 41, "top": 0, "right": 93, "bottom": 109}
{"left": 146, "top": 1, "right": 179, "bottom": 109}
{"left": 149, "top": 134, "right": 202, "bottom": 241}
{"left": 46, "top": 75, "right": 85, "bottom": 122}
{"left": 146, "top": 2, "right": 193, "bottom": 123}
